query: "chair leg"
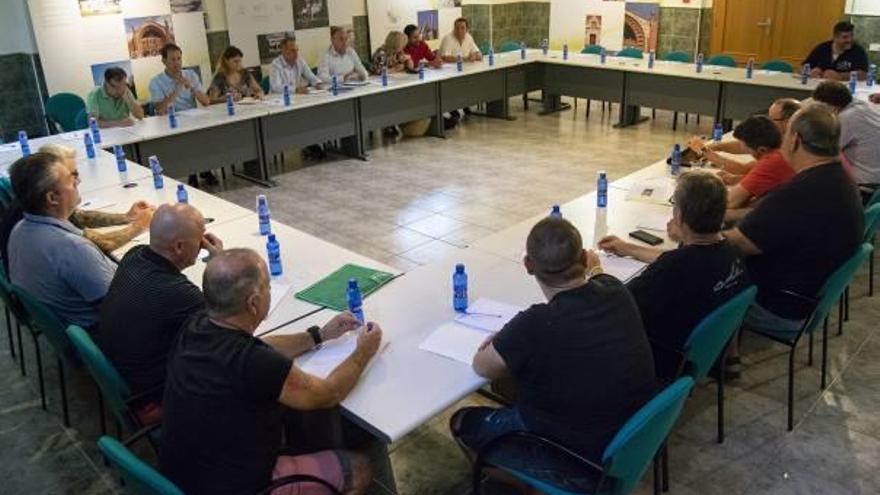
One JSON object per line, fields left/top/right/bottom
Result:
{"left": 33, "top": 333, "right": 46, "bottom": 410}
{"left": 717, "top": 359, "right": 726, "bottom": 443}
{"left": 837, "top": 294, "right": 844, "bottom": 336}
{"left": 807, "top": 327, "right": 814, "bottom": 367}
{"left": 57, "top": 358, "right": 70, "bottom": 428}
{"left": 653, "top": 454, "right": 661, "bottom": 495}
{"left": 672, "top": 112, "right": 678, "bottom": 131}
{"left": 869, "top": 247, "right": 875, "bottom": 297}
{"left": 787, "top": 346, "right": 795, "bottom": 432}
{"left": 696, "top": 115, "right": 701, "bottom": 124}
{"left": 472, "top": 462, "right": 484, "bottom": 495}
{"left": 522, "top": 93, "right": 528, "bottom": 110}
{"left": 5, "top": 307, "right": 14, "bottom": 360}
{"left": 661, "top": 444, "right": 669, "bottom": 492}
{"left": 684, "top": 113, "right": 689, "bottom": 124}
{"left": 652, "top": 108, "right": 657, "bottom": 120}
{"left": 17, "top": 321, "right": 25, "bottom": 376}
{"left": 96, "top": 384, "right": 107, "bottom": 436}
{"left": 586, "top": 99, "right": 591, "bottom": 118}
{"left": 821, "top": 317, "right": 829, "bottom": 390}
{"left": 844, "top": 286, "right": 850, "bottom": 321}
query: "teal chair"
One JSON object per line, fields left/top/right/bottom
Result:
{"left": 479, "top": 42, "right": 491, "bottom": 55}
{"left": 581, "top": 45, "right": 604, "bottom": 55}
{"left": 499, "top": 41, "right": 522, "bottom": 53}
{"left": 706, "top": 54, "right": 737, "bottom": 68}
{"left": 0, "top": 263, "right": 27, "bottom": 373}
{"left": 472, "top": 377, "right": 695, "bottom": 495}
{"left": 98, "top": 432, "right": 344, "bottom": 495}
{"left": 0, "top": 176, "right": 14, "bottom": 209}
{"left": 661, "top": 51, "right": 690, "bottom": 63}
{"left": 74, "top": 108, "right": 89, "bottom": 130}
{"left": 45, "top": 93, "right": 86, "bottom": 134}
{"left": 260, "top": 75, "right": 270, "bottom": 94}
{"left": 761, "top": 60, "right": 794, "bottom": 73}
{"left": 616, "top": 48, "right": 643, "bottom": 59}
{"left": 745, "top": 243, "right": 874, "bottom": 431}
{"left": 866, "top": 193, "right": 880, "bottom": 297}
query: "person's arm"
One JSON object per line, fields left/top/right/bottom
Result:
{"left": 150, "top": 78, "right": 182, "bottom": 116}
{"left": 704, "top": 149, "right": 754, "bottom": 174}
{"left": 269, "top": 60, "right": 286, "bottom": 94}
{"left": 300, "top": 58, "right": 322, "bottom": 88}
{"left": 206, "top": 77, "right": 227, "bottom": 104}
{"left": 190, "top": 74, "right": 211, "bottom": 107}
{"left": 351, "top": 51, "right": 368, "bottom": 81}
{"left": 723, "top": 207, "right": 753, "bottom": 224}
{"left": 63, "top": 241, "right": 116, "bottom": 304}
{"left": 316, "top": 52, "right": 332, "bottom": 83}
{"left": 84, "top": 225, "right": 146, "bottom": 254}
{"left": 727, "top": 184, "right": 753, "bottom": 209}
{"left": 722, "top": 227, "right": 762, "bottom": 256}
{"left": 438, "top": 36, "right": 457, "bottom": 63}
{"left": 264, "top": 312, "right": 361, "bottom": 359}
{"left": 123, "top": 89, "right": 144, "bottom": 119}
{"left": 71, "top": 201, "right": 152, "bottom": 228}
{"left": 472, "top": 338, "right": 508, "bottom": 380}
{"left": 246, "top": 72, "right": 264, "bottom": 98}
{"left": 598, "top": 235, "right": 666, "bottom": 263}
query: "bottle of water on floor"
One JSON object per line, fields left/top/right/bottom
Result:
{"left": 114, "top": 145, "right": 126, "bottom": 172}
{"left": 670, "top": 144, "right": 682, "bottom": 176}
{"left": 713, "top": 122, "right": 724, "bottom": 142}
{"left": 801, "top": 64, "right": 810, "bottom": 85}
{"left": 597, "top": 171, "right": 608, "bottom": 208}
{"left": 168, "top": 104, "right": 178, "bottom": 128}
{"left": 257, "top": 194, "right": 271, "bottom": 235}
{"left": 149, "top": 155, "right": 163, "bottom": 189}
{"left": 84, "top": 132, "right": 96, "bottom": 159}
{"left": 18, "top": 131, "right": 30, "bottom": 157}
{"left": 226, "top": 92, "right": 235, "bottom": 116}
{"left": 550, "top": 204, "right": 562, "bottom": 218}
{"left": 283, "top": 85, "right": 291, "bottom": 106}
{"left": 347, "top": 279, "right": 365, "bottom": 324}
{"left": 849, "top": 72, "right": 858, "bottom": 94}
{"left": 453, "top": 264, "right": 468, "bottom": 312}
{"left": 89, "top": 117, "right": 102, "bottom": 144}
{"left": 176, "top": 184, "right": 188, "bottom": 203}
{"left": 267, "top": 234, "right": 283, "bottom": 276}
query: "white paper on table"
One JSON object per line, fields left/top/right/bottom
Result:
{"left": 418, "top": 322, "right": 487, "bottom": 365}
{"left": 268, "top": 279, "right": 293, "bottom": 317}
{"left": 297, "top": 332, "right": 358, "bottom": 378}
{"left": 600, "top": 253, "right": 648, "bottom": 282}
{"left": 636, "top": 212, "right": 670, "bottom": 233}
{"left": 79, "top": 197, "right": 115, "bottom": 210}
{"left": 626, "top": 177, "right": 675, "bottom": 206}
{"left": 454, "top": 298, "right": 524, "bottom": 332}
{"left": 342, "top": 80, "right": 370, "bottom": 87}
{"left": 178, "top": 108, "right": 210, "bottom": 117}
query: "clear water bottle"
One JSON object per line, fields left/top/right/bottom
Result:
{"left": 456, "top": 54, "right": 463, "bottom": 72}
{"left": 83, "top": 132, "right": 96, "bottom": 159}
{"left": 347, "top": 278, "right": 365, "bottom": 324}
{"left": 541, "top": 39, "right": 548, "bottom": 56}
{"left": 801, "top": 64, "right": 810, "bottom": 85}
{"left": 257, "top": 194, "right": 271, "bottom": 235}
{"left": 453, "top": 263, "right": 468, "bottom": 312}
{"left": 597, "top": 170, "right": 608, "bottom": 208}
{"left": 849, "top": 71, "right": 858, "bottom": 94}
{"left": 550, "top": 204, "right": 562, "bottom": 218}
{"left": 670, "top": 144, "right": 682, "bottom": 176}
{"left": 381, "top": 66, "right": 388, "bottom": 87}
{"left": 283, "top": 85, "right": 291, "bottom": 106}
{"left": 332, "top": 75, "right": 339, "bottom": 95}
{"left": 563, "top": 44, "right": 569, "bottom": 61}
{"left": 713, "top": 122, "right": 724, "bottom": 142}
{"left": 176, "top": 184, "right": 188, "bottom": 203}
{"left": 267, "top": 233, "right": 283, "bottom": 276}
{"left": 600, "top": 48, "right": 607, "bottom": 64}
{"left": 868, "top": 64, "right": 877, "bottom": 88}
{"left": 418, "top": 61, "right": 425, "bottom": 80}
{"left": 488, "top": 49, "right": 495, "bottom": 67}
{"left": 168, "top": 104, "right": 178, "bottom": 128}
{"left": 148, "top": 155, "right": 164, "bottom": 189}
{"left": 114, "top": 145, "right": 126, "bottom": 172}
{"left": 226, "top": 92, "right": 235, "bottom": 115}
{"left": 18, "top": 131, "right": 30, "bottom": 157}
{"left": 746, "top": 58, "right": 754, "bottom": 79}
{"left": 520, "top": 41, "right": 526, "bottom": 60}
{"left": 648, "top": 51, "right": 655, "bottom": 69}
{"left": 89, "top": 117, "right": 102, "bottom": 144}
{"left": 695, "top": 53, "right": 704, "bottom": 73}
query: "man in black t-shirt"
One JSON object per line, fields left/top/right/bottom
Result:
{"left": 450, "top": 218, "right": 657, "bottom": 492}
{"left": 803, "top": 21, "right": 869, "bottom": 81}
{"left": 160, "top": 249, "right": 383, "bottom": 495}
{"left": 724, "top": 105, "right": 863, "bottom": 337}
{"left": 600, "top": 171, "right": 748, "bottom": 379}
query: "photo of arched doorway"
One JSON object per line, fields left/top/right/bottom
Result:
{"left": 125, "top": 15, "right": 176, "bottom": 59}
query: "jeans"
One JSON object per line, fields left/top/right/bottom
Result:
{"left": 745, "top": 302, "right": 804, "bottom": 337}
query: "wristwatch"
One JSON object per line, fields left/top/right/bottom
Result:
{"left": 307, "top": 325, "right": 323, "bottom": 347}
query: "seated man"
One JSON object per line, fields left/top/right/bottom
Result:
{"left": 724, "top": 104, "right": 863, "bottom": 336}
{"left": 803, "top": 21, "right": 868, "bottom": 81}
{"left": 812, "top": 80, "right": 880, "bottom": 203}
{"left": 98, "top": 203, "right": 223, "bottom": 424}
{"left": 317, "top": 26, "right": 368, "bottom": 84}
{"left": 149, "top": 43, "right": 211, "bottom": 115}
{"left": 403, "top": 24, "right": 443, "bottom": 69}
{"left": 160, "top": 248, "right": 381, "bottom": 495}
{"left": 450, "top": 218, "right": 657, "bottom": 492}
{"left": 7, "top": 152, "right": 117, "bottom": 330}
{"left": 438, "top": 18, "right": 482, "bottom": 63}
{"left": 86, "top": 67, "right": 144, "bottom": 128}
{"left": 270, "top": 37, "right": 322, "bottom": 94}
{"left": 600, "top": 171, "right": 748, "bottom": 378}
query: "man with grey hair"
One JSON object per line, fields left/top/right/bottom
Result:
{"left": 97, "top": 203, "right": 223, "bottom": 423}
{"left": 7, "top": 152, "right": 117, "bottom": 330}
{"left": 317, "top": 26, "right": 368, "bottom": 83}
{"left": 160, "top": 248, "right": 381, "bottom": 495}
{"left": 724, "top": 104, "right": 863, "bottom": 335}
{"left": 270, "top": 37, "right": 322, "bottom": 94}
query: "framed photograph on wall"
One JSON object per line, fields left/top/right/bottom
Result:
{"left": 78, "top": 0, "right": 121, "bottom": 17}
{"left": 125, "top": 15, "right": 176, "bottom": 59}
{"left": 293, "top": 0, "right": 329, "bottom": 30}
{"left": 417, "top": 10, "right": 439, "bottom": 41}
{"left": 170, "top": 0, "right": 204, "bottom": 14}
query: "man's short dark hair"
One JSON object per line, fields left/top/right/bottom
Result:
{"left": 103, "top": 67, "right": 127, "bottom": 84}
{"left": 773, "top": 98, "right": 801, "bottom": 121}
{"left": 833, "top": 21, "right": 854, "bottom": 36}
{"left": 203, "top": 248, "right": 264, "bottom": 318}
{"left": 790, "top": 104, "right": 841, "bottom": 157}
{"left": 454, "top": 17, "right": 469, "bottom": 28}
{"left": 280, "top": 37, "right": 296, "bottom": 49}
{"left": 221, "top": 45, "right": 244, "bottom": 60}
{"left": 9, "top": 153, "right": 62, "bottom": 215}
{"left": 404, "top": 24, "right": 419, "bottom": 37}
{"left": 733, "top": 115, "right": 782, "bottom": 151}
{"left": 812, "top": 81, "right": 853, "bottom": 110}
{"left": 160, "top": 43, "right": 182, "bottom": 60}
{"left": 526, "top": 217, "right": 585, "bottom": 285}
{"left": 673, "top": 171, "right": 727, "bottom": 235}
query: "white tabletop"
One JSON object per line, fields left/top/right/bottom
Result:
{"left": 128, "top": 103, "right": 271, "bottom": 141}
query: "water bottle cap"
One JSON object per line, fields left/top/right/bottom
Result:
{"left": 348, "top": 278, "right": 358, "bottom": 289}
{"left": 552, "top": 204, "right": 560, "bottom": 213}
{"left": 598, "top": 170, "right": 606, "bottom": 177}
{"left": 268, "top": 233, "right": 276, "bottom": 242}
{"left": 674, "top": 144, "right": 681, "bottom": 150}
{"left": 455, "top": 263, "right": 465, "bottom": 273}
{"left": 177, "top": 184, "right": 184, "bottom": 190}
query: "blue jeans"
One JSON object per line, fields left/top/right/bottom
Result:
{"left": 451, "top": 407, "right": 600, "bottom": 492}
{"left": 745, "top": 303, "right": 804, "bottom": 337}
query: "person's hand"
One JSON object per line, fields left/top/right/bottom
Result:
{"left": 125, "top": 201, "right": 152, "bottom": 221}
{"left": 717, "top": 170, "right": 741, "bottom": 185}
{"left": 702, "top": 148, "right": 724, "bottom": 167}
{"left": 822, "top": 69, "right": 839, "bottom": 80}
{"left": 478, "top": 332, "right": 495, "bottom": 352}
{"left": 355, "top": 322, "right": 383, "bottom": 359}
{"left": 585, "top": 249, "right": 602, "bottom": 273}
{"left": 320, "top": 311, "right": 361, "bottom": 341}
{"left": 598, "top": 235, "right": 630, "bottom": 257}
{"left": 295, "top": 85, "right": 309, "bottom": 95}
{"left": 430, "top": 57, "right": 443, "bottom": 69}
{"left": 119, "top": 116, "right": 135, "bottom": 127}
{"left": 686, "top": 136, "right": 707, "bottom": 154}
{"left": 200, "top": 232, "right": 224, "bottom": 257}
{"left": 810, "top": 67, "right": 824, "bottom": 79}
{"left": 870, "top": 93, "right": 880, "bottom": 104}
{"left": 130, "top": 206, "right": 154, "bottom": 232}
{"left": 667, "top": 218, "right": 683, "bottom": 243}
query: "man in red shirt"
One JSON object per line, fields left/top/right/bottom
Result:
{"left": 404, "top": 24, "right": 443, "bottom": 68}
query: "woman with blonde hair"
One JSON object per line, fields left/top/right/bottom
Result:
{"left": 207, "top": 46, "right": 264, "bottom": 103}
{"left": 371, "top": 31, "right": 414, "bottom": 75}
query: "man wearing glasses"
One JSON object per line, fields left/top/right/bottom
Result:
{"left": 86, "top": 67, "right": 144, "bottom": 128}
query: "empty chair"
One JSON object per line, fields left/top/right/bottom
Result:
{"left": 617, "top": 47, "right": 643, "bottom": 59}
{"left": 498, "top": 41, "right": 522, "bottom": 53}
{"left": 707, "top": 54, "right": 737, "bottom": 68}
{"left": 661, "top": 51, "right": 690, "bottom": 63}
{"left": 45, "top": 93, "right": 87, "bottom": 133}
{"left": 582, "top": 44, "right": 604, "bottom": 55}
{"left": 761, "top": 60, "right": 795, "bottom": 73}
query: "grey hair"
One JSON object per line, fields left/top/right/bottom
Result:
{"left": 8, "top": 152, "right": 64, "bottom": 215}
{"left": 203, "top": 248, "right": 265, "bottom": 318}
{"left": 790, "top": 103, "right": 841, "bottom": 157}
{"left": 673, "top": 171, "right": 727, "bottom": 235}
{"left": 38, "top": 143, "right": 77, "bottom": 161}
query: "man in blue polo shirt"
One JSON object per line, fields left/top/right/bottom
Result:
{"left": 149, "top": 43, "right": 210, "bottom": 115}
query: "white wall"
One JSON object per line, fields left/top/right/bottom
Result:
{"left": 0, "top": 0, "right": 37, "bottom": 55}
{"left": 848, "top": 0, "right": 880, "bottom": 15}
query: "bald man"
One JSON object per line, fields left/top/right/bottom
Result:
{"left": 97, "top": 203, "right": 223, "bottom": 424}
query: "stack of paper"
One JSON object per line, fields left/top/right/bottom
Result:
{"left": 419, "top": 299, "right": 524, "bottom": 365}
{"left": 599, "top": 253, "right": 648, "bottom": 282}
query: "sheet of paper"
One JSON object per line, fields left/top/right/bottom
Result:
{"left": 600, "top": 253, "right": 648, "bottom": 282}
{"left": 79, "top": 197, "right": 115, "bottom": 210}
{"left": 178, "top": 108, "right": 210, "bottom": 117}
{"left": 419, "top": 322, "right": 487, "bottom": 365}
{"left": 269, "top": 279, "right": 293, "bottom": 316}
{"left": 342, "top": 80, "right": 370, "bottom": 87}
{"left": 636, "top": 212, "right": 670, "bottom": 233}
{"left": 626, "top": 176, "right": 675, "bottom": 206}
{"left": 297, "top": 332, "right": 358, "bottom": 378}
{"left": 454, "top": 298, "right": 524, "bottom": 332}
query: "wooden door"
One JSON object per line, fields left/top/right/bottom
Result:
{"left": 769, "top": 0, "right": 847, "bottom": 67}
{"left": 710, "top": 0, "right": 776, "bottom": 64}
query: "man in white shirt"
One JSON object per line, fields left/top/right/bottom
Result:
{"left": 269, "top": 37, "right": 322, "bottom": 94}
{"left": 438, "top": 18, "right": 482, "bottom": 63}
{"left": 317, "top": 26, "right": 368, "bottom": 84}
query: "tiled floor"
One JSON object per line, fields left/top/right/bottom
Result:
{"left": 2, "top": 98, "right": 879, "bottom": 494}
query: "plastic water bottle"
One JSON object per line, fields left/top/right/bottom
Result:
{"left": 801, "top": 64, "right": 810, "bottom": 85}
{"left": 332, "top": 75, "right": 339, "bottom": 95}
{"left": 713, "top": 122, "right": 724, "bottom": 142}
{"left": 648, "top": 51, "right": 655, "bottom": 69}
{"left": 83, "top": 132, "right": 96, "bottom": 159}
{"left": 89, "top": 117, "right": 102, "bottom": 144}
{"left": 746, "top": 58, "right": 754, "bottom": 79}
{"left": 176, "top": 184, "right": 188, "bottom": 203}
{"left": 114, "top": 145, "right": 126, "bottom": 172}
{"left": 488, "top": 49, "right": 495, "bottom": 67}
{"left": 453, "top": 264, "right": 468, "bottom": 312}
{"left": 17, "top": 131, "right": 30, "bottom": 157}
{"left": 168, "top": 104, "right": 178, "bottom": 128}
{"left": 418, "top": 61, "right": 425, "bottom": 80}
{"left": 520, "top": 41, "right": 526, "bottom": 60}
{"left": 563, "top": 44, "right": 569, "bottom": 61}
{"left": 148, "top": 155, "right": 163, "bottom": 189}
{"left": 347, "top": 278, "right": 365, "bottom": 324}
{"left": 226, "top": 92, "right": 235, "bottom": 115}
{"left": 600, "top": 48, "right": 607, "bottom": 64}
{"left": 868, "top": 64, "right": 877, "bottom": 88}
{"left": 550, "top": 204, "right": 562, "bottom": 218}
{"left": 597, "top": 171, "right": 608, "bottom": 208}
{"left": 670, "top": 144, "right": 682, "bottom": 176}
{"left": 540, "top": 38, "right": 548, "bottom": 56}
{"left": 381, "top": 66, "right": 388, "bottom": 87}
{"left": 283, "top": 85, "right": 291, "bottom": 106}
{"left": 257, "top": 194, "right": 271, "bottom": 235}
{"left": 695, "top": 53, "right": 704, "bottom": 73}
{"left": 266, "top": 234, "right": 282, "bottom": 276}
{"left": 849, "top": 71, "right": 858, "bottom": 94}
{"left": 456, "top": 54, "right": 463, "bottom": 72}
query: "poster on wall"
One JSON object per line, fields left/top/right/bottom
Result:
{"left": 170, "top": 0, "right": 203, "bottom": 14}
{"left": 417, "top": 10, "right": 439, "bottom": 41}
{"left": 585, "top": 15, "right": 602, "bottom": 47}
{"left": 258, "top": 31, "right": 297, "bottom": 65}
{"left": 623, "top": 3, "right": 659, "bottom": 52}
{"left": 125, "top": 15, "right": 176, "bottom": 59}
{"left": 439, "top": 0, "right": 462, "bottom": 7}
{"left": 90, "top": 60, "right": 136, "bottom": 96}
{"left": 294, "top": 0, "right": 330, "bottom": 30}
{"left": 79, "top": 0, "right": 121, "bottom": 17}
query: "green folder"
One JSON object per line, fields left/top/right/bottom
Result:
{"left": 295, "top": 264, "right": 396, "bottom": 311}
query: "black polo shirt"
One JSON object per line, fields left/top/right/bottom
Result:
{"left": 98, "top": 245, "right": 204, "bottom": 402}
{"left": 803, "top": 41, "right": 869, "bottom": 73}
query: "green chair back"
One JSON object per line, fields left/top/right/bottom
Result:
{"left": 479, "top": 42, "right": 491, "bottom": 55}
{"left": 74, "top": 109, "right": 89, "bottom": 131}
{"left": 45, "top": 93, "right": 86, "bottom": 134}
{"left": 761, "top": 60, "right": 794, "bottom": 73}
{"left": 707, "top": 54, "right": 737, "bottom": 68}
{"left": 499, "top": 41, "right": 522, "bottom": 53}
{"left": 617, "top": 48, "right": 643, "bottom": 59}
{"left": 600, "top": 377, "right": 695, "bottom": 495}
{"left": 67, "top": 325, "right": 134, "bottom": 429}
{"left": 0, "top": 177, "right": 15, "bottom": 209}
{"left": 12, "top": 284, "right": 75, "bottom": 361}
{"left": 864, "top": 204, "right": 880, "bottom": 241}
{"left": 682, "top": 286, "right": 757, "bottom": 380}
{"left": 260, "top": 75, "right": 270, "bottom": 94}
{"left": 867, "top": 188, "right": 880, "bottom": 208}
{"left": 804, "top": 243, "right": 874, "bottom": 335}
{"left": 582, "top": 44, "right": 604, "bottom": 55}
{"left": 662, "top": 51, "right": 690, "bottom": 63}
{"left": 98, "top": 436, "right": 185, "bottom": 495}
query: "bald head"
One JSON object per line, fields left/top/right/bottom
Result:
{"left": 203, "top": 248, "right": 269, "bottom": 322}
{"left": 149, "top": 203, "right": 206, "bottom": 269}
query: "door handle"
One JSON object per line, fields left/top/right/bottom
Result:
{"left": 756, "top": 17, "right": 772, "bottom": 30}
